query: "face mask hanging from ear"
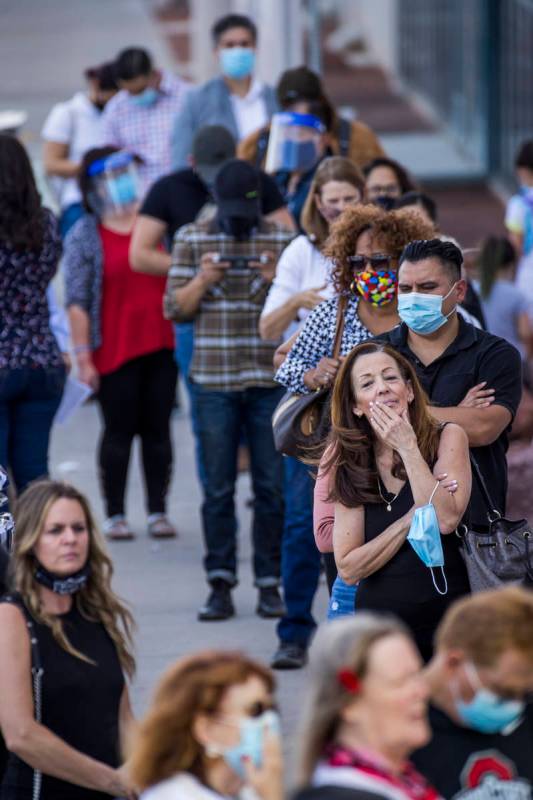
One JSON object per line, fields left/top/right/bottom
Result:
{"left": 407, "top": 480, "right": 448, "bottom": 595}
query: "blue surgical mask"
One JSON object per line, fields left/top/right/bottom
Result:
{"left": 129, "top": 86, "right": 159, "bottom": 107}
{"left": 222, "top": 711, "right": 280, "bottom": 778}
{"left": 107, "top": 172, "right": 138, "bottom": 207}
{"left": 219, "top": 47, "right": 256, "bottom": 80}
{"left": 398, "top": 283, "right": 457, "bottom": 335}
{"left": 455, "top": 662, "right": 525, "bottom": 734}
{"left": 407, "top": 481, "right": 447, "bottom": 595}
{"left": 280, "top": 139, "right": 319, "bottom": 172}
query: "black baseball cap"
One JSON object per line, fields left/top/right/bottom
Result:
{"left": 277, "top": 66, "right": 323, "bottom": 107}
{"left": 214, "top": 158, "right": 261, "bottom": 219}
{"left": 192, "top": 125, "right": 236, "bottom": 185}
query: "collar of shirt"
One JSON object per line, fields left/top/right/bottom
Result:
{"left": 157, "top": 69, "right": 178, "bottom": 96}
{"left": 388, "top": 315, "right": 478, "bottom": 363}
{"left": 230, "top": 78, "right": 264, "bottom": 104}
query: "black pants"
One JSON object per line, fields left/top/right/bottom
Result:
{"left": 97, "top": 350, "right": 177, "bottom": 517}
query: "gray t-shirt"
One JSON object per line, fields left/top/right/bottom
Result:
{"left": 475, "top": 278, "right": 528, "bottom": 356}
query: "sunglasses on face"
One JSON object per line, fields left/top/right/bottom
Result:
{"left": 348, "top": 254, "right": 396, "bottom": 271}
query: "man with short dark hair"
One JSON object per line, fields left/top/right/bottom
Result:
{"left": 101, "top": 47, "right": 191, "bottom": 194}
{"left": 378, "top": 238, "right": 522, "bottom": 528}
{"left": 170, "top": 14, "right": 277, "bottom": 169}
{"left": 413, "top": 587, "right": 533, "bottom": 798}
{"left": 164, "top": 159, "right": 294, "bottom": 621}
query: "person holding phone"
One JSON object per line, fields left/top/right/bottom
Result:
{"left": 163, "top": 159, "right": 294, "bottom": 622}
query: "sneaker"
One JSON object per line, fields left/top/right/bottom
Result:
{"left": 103, "top": 515, "right": 134, "bottom": 541}
{"left": 271, "top": 641, "right": 307, "bottom": 670}
{"left": 148, "top": 514, "right": 177, "bottom": 538}
{"left": 256, "top": 586, "right": 286, "bottom": 618}
{"left": 198, "top": 580, "right": 235, "bottom": 621}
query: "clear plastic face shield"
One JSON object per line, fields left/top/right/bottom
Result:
{"left": 264, "top": 112, "right": 325, "bottom": 174}
{"left": 86, "top": 151, "right": 140, "bottom": 216}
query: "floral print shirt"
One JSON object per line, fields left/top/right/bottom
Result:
{"left": 0, "top": 210, "right": 63, "bottom": 370}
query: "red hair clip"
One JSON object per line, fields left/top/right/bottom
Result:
{"left": 337, "top": 668, "right": 361, "bottom": 694}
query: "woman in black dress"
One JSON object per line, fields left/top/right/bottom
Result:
{"left": 329, "top": 342, "right": 471, "bottom": 661}
{"left": 0, "top": 480, "right": 136, "bottom": 799}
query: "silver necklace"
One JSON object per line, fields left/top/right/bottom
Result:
{"left": 377, "top": 478, "right": 399, "bottom": 512}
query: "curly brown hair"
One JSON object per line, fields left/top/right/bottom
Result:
{"left": 323, "top": 205, "right": 436, "bottom": 292}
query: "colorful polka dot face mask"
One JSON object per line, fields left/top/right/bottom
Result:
{"left": 351, "top": 268, "right": 397, "bottom": 307}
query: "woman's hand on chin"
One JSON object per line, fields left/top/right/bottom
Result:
{"left": 369, "top": 401, "right": 417, "bottom": 453}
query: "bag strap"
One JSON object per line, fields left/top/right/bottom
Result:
{"left": 331, "top": 295, "right": 348, "bottom": 360}
{"left": 469, "top": 452, "right": 502, "bottom": 520}
{"left": 3, "top": 595, "right": 43, "bottom": 799}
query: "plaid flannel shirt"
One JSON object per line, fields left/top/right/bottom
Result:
{"left": 165, "top": 220, "right": 295, "bottom": 391}
{"left": 100, "top": 70, "right": 191, "bottom": 196}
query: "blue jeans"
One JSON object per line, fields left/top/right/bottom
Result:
{"left": 174, "top": 322, "right": 206, "bottom": 488}
{"left": 0, "top": 366, "right": 66, "bottom": 491}
{"left": 59, "top": 202, "right": 84, "bottom": 239}
{"left": 277, "top": 456, "right": 322, "bottom": 646}
{"left": 327, "top": 577, "right": 357, "bottom": 620}
{"left": 194, "top": 384, "right": 284, "bottom": 586}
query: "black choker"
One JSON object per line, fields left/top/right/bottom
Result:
{"left": 34, "top": 563, "right": 91, "bottom": 595}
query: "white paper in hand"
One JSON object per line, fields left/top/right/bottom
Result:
{"left": 54, "top": 377, "right": 93, "bottom": 425}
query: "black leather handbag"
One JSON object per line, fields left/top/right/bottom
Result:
{"left": 272, "top": 297, "right": 347, "bottom": 460}
{"left": 458, "top": 454, "right": 533, "bottom": 592}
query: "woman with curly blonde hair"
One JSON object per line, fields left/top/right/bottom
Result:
{"left": 0, "top": 480, "right": 137, "bottom": 799}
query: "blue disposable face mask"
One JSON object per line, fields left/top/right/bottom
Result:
{"left": 129, "top": 86, "right": 159, "bottom": 107}
{"left": 398, "top": 283, "right": 457, "bottom": 335}
{"left": 455, "top": 662, "right": 525, "bottom": 734}
{"left": 281, "top": 139, "right": 319, "bottom": 172}
{"left": 407, "top": 480, "right": 448, "bottom": 595}
{"left": 220, "top": 47, "right": 256, "bottom": 80}
{"left": 107, "top": 172, "right": 138, "bottom": 207}
{"left": 221, "top": 710, "right": 280, "bottom": 779}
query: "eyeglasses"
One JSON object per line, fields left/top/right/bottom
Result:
{"left": 214, "top": 700, "right": 278, "bottom": 726}
{"left": 348, "top": 254, "right": 396, "bottom": 271}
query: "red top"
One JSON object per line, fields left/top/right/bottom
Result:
{"left": 93, "top": 225, "right": 174, "bottom": 376}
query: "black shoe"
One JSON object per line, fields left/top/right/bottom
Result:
{"left": 271, "top": 641, "right": 307, "bottom": 670}
{"left": 256, "top": 586, "right": 286, "bottom": 618}
{"left": 198, "top": 580, "right": 235, "bottom": 621}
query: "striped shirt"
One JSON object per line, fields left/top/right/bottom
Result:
{"left": 164, "top": 220, "right": 294, "bottom": 391}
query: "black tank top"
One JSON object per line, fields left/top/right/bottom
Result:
{"left": 356, "top": 481, "right": 470, "bottom": 662}
{"left": 0, "top": 597, "right": 124, "bottom": 800}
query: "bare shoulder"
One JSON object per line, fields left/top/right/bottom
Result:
{"left": 439, "top": 422, "right": 469, "bottom": 449}
{"left": 0, "top": 601, "right": 29, "bottom": 635}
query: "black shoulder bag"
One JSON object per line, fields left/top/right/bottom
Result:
{"left": 272, "top": 296, "right": 347, "bottom": 460}
{"left": 458, "top": 455, "right": 533, "bottom": 592}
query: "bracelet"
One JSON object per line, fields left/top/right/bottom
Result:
{"left": 72, "top": 344, "right": 91, "bottom": 355}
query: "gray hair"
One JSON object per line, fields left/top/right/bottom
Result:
{"left": 296, "top": 613, "right": 409, "bottom": 786}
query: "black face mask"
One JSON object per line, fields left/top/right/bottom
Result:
{"left": 34, "top": 562, "right": 91, "bottom": 595}
{"left": 373, "top": 195, "right": 396, "bottom": 211}
{"left": 218, "top": 214, "right": 258, "bottom": 241}
{"left": 91, "top": 99, "right": 106, "bottom": 112}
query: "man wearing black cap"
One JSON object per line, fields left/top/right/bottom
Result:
{"left": 238, "top": 65, "right": 384, "bottom": 171}
{"left": 164, "top": 159, "right": 294, "bottom": 621}
{"left": 130, "top": 125, "right": 293, "bottom": 486}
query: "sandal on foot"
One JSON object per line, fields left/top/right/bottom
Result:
{"left": 103, "top": 516, "right": 134, "bottom": 541}
{"left": 148, "top": 514, "right": 177, "bottom": 539}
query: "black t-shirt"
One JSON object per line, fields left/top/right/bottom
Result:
{"left": 376, "top": 318, "right": 522, "bottom": 526}
{"left": 412, "top": 704, "right": 533, "bottom": 799}
{"left": 140, "top": 167, "right": 286, "bottom": 243}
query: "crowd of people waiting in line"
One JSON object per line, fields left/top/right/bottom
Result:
{"left": 1, "top": 9, "right": 533, "bottom": 800}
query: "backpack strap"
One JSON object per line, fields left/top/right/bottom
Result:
{"left": 331, "top": 295, "right": 348, "bottom": 359}
{"left": 338, "top": 117, "right": 352, "bottom": 157}
{"left": 255, "top": 127, "right": 270, "bottom": 168}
